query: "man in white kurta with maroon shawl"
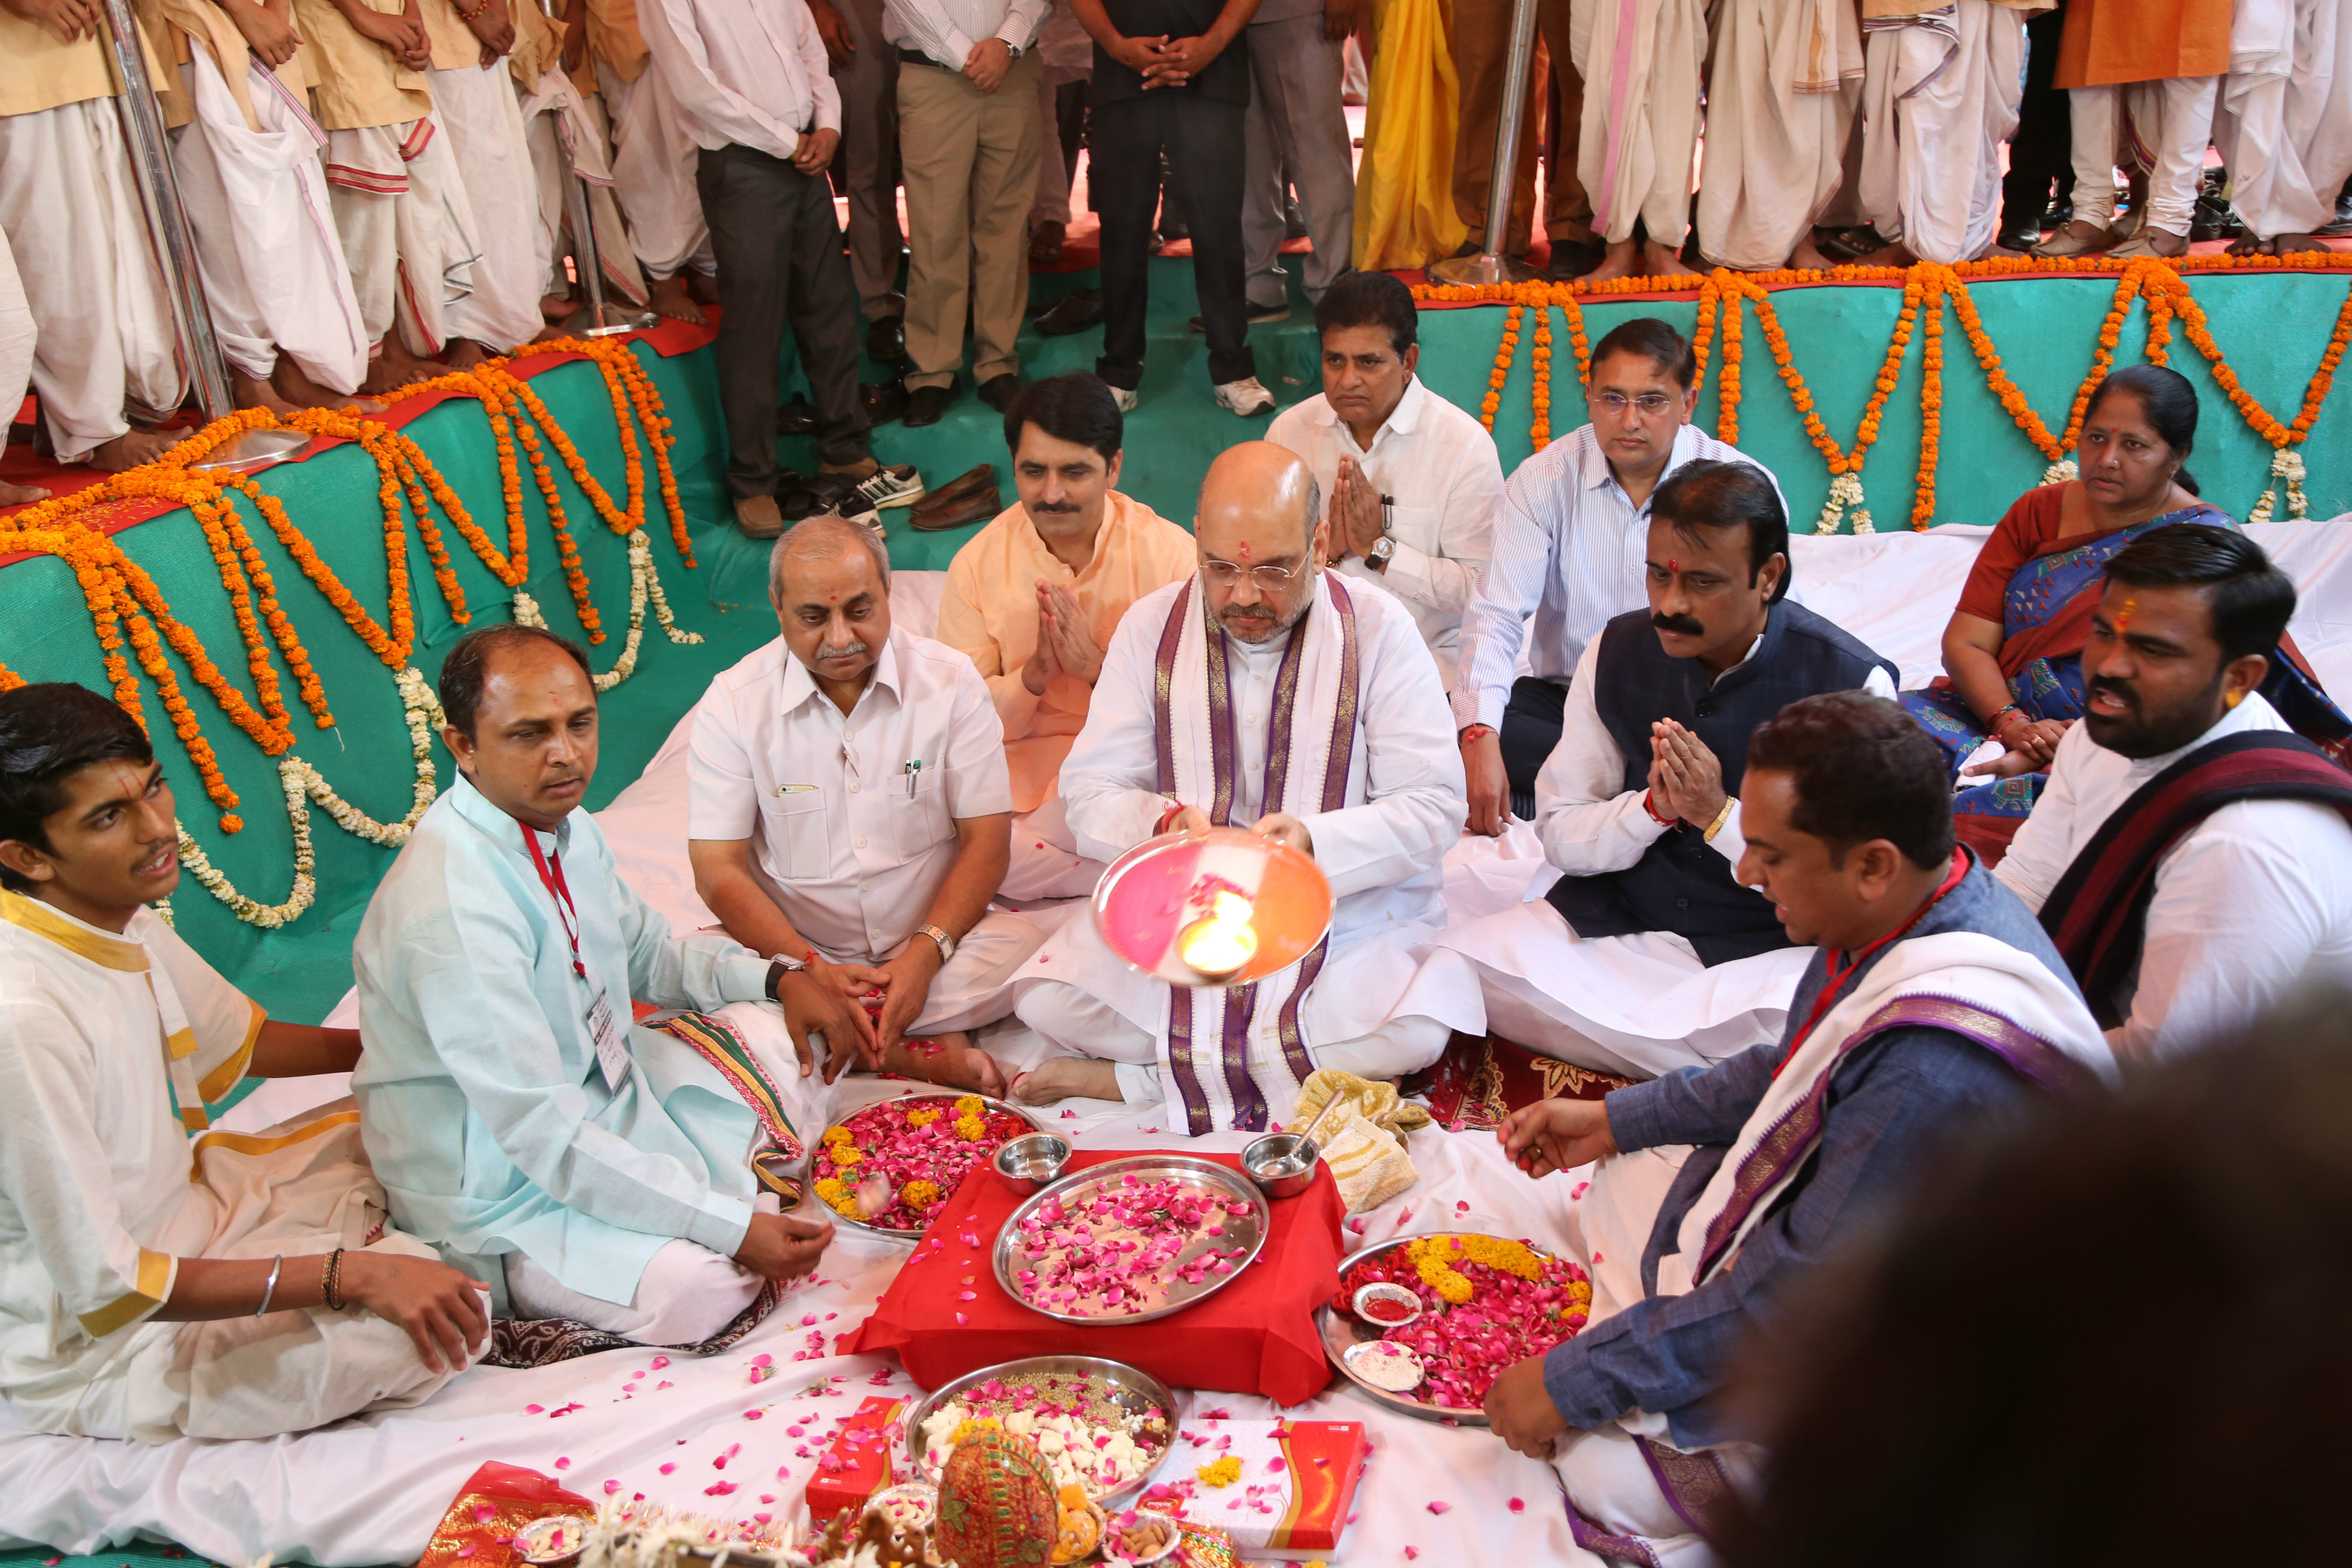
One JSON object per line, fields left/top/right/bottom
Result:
{"left": 1012, "top": 443, "right": 1480, "bottom": 1133}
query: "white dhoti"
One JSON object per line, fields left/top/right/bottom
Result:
{"left": 2215, "top": 0, "right": 2352, "bottom": 240}
{"left": 1857, "top": 0, "right": 2022, "bottom": 263}
{"left": 0, "top": 223, "right": 31, "bottom": 429}
{"left": 63, "top": 1102, "right": 459, "bottom": 1443}
{"left": 520, "top": 67, "right": 648, "bottom": 306}
{"left": 505, "top": 1226, "right": 765, "bottom": 1344}
{"left": 599, "top": 60, "right": 714, "bottom": 282}
{"left": 0, "top": 99, "right": 183, "bottom": 462}
{"left": 1696, "top": 0, "right": 1863, "bottom": 271}
{"left": 1431, "top": 902, "right": 1812, "bottom": 1080}
{"left": 1571, "top": 0, "right": 1706, "bottom": 248}
{"left": 325, "top": 116, "right": 477, "bottom": 357}
{"left": 1001, "top": 790, "right": 1108, "bottom": 902}
{"left": 169, "top": 51, "right": 369, "bottom": 394}
{"left": 428, "top": 61, "right": 547, "bottom": 350}
{"left": 2066, "top": 74, "right": 2219, "bottom": 240}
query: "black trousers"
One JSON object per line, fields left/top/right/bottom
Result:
{"left": 696, "top": 143, "right": 870, "bottom": 496}
{"left": 1089, "top": 93, "right": 1256, "bottom": 390}
{"left": 2000, "top": 5, "right": 2075, "bottom": 231}
{"left": 1501, "top": 675, "right": 1569, "bottom": 821}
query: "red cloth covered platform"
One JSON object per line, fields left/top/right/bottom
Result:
{"left": 847, "top": 1150, "right": 1345, "bottom": 1406}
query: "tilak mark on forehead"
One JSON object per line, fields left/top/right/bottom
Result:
{"left": 2117, "top": 596, "right": 2137, "bottom": 633}
{"left": 1238, "top": 541, "right": 1250, "bottom": 560}
{"left": 1668, "top": 557, "right": 1678, "bottom": 574}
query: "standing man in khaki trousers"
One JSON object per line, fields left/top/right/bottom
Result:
{"left": 891, "top": 0, "right": 1050, "bottom": 426}
{"left": 1448, "top": 0, "right": 1594, "bottom": 275}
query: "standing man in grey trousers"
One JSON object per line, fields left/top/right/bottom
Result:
{"left": 1239, "top": 0, "right": 1357, "bottom": 319}
{"left": 803, "top": 0, "right": 911, "bottom": 363}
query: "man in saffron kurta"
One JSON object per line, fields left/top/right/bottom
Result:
{"left": 1011, "top": 443, "right": 1479, "bottom": 1130}
{"left": 1481, "top": 694, "right": 2112, "bottom": 1565}
{"left": 936, "top": 373, "right": 1195, "bottom": 900}
{"left": 356, "top": 626, "right": 834, "bottom": 1345}
{"left": 0, "top": 684, "right": 486, "bottom": 1441}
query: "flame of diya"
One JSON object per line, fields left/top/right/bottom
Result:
{"left": 935, "top": 1427, "right": 1060, "bottom": 1568}
{"left": 1177, "top": 889, "right": 1258, "bottom": 978}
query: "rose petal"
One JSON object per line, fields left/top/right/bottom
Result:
{"left": 553, "top": 1457, "right": 571, "bottom": 1470}
{"left": 1426, "top": 1500, "right": 1451, "bottom": 1515}
{"left": 1508, "top": 1498, "right": 1526, "bottom": 1513}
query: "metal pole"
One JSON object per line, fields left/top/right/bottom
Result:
{"left": 562, "top": 162, "right": 655, "bottom": 337}
{"left": 98, "top": 0, "right": 308, "bottom": 468}
{"left": 1429, "top": 0, "right": 1542, "bottom": 287}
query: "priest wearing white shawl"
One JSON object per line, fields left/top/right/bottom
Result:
{"left": 2214, "top": 0, "right": 2352, "bottom": 255}
{"left": 1695, "top": 0, "right": 1864, "bottom": 273}
{"left": 1011, "top": 442, "right": 1480, "bottom": 1132}
{"left": 1479, "top": 694, "right": 2112, "bottom": 1564}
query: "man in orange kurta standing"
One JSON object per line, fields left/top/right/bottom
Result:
{"left": 2037, "top": 0, "right": 2230, "bottom": 259}
{"left": 935, "top": 372, "right": 1197, "bottom": 901}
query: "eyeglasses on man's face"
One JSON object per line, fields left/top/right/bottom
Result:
{"left": 1588, "top": 390, "right": 1681, "bottom": 416}
{"left": 1201, "top": 559, "right": 1301, "bottom": 592}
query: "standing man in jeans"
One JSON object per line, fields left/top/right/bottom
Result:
{"left": 640, "top": 0, "right": 879, "bottom": 539}
{"left": 1071, "top": 0, "right": 1277, "bottom": 417}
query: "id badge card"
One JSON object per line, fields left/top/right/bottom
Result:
{"left": 586, "top": 988, "right": 631, "bottom": 1092}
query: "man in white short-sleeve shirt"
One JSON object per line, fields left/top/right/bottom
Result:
{"left": 1266, "top": 270, "right": 1502, "bottom": 691}
{"left": 688, "top": 517, "right": 1043, "bottom": 1096}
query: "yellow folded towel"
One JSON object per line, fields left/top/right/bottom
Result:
{"left": 1291, "top": 1069, "right": 1424, "bottom": 1215}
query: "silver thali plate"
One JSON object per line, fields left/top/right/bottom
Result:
{"left": 992, "top": 1154, "right": 1270, "bottom": 1325}
{"left": 1317, "top": 1233, "right": 1579, "bottom": 1426}
{"left": 901, "top": 1353, "right": 1178, "bottom": 1509}
{"left": 811, "top": 1091, "right": 1043, "bottom": 1242}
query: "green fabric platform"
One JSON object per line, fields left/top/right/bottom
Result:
{"left": 0, "top": 259, "right": 2346, "bottom": 1035}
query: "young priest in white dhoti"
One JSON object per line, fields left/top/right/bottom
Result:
{"left": 0, "top": 683, "right": 490, "bottom": 1440}
{"left": 2214, "top": 0, "right": 2352, "bottom": 255}
{"left": 1853, "top": 0, "right": 2029, "bottom": 266}
{"left": 416, "top": 0, "right": 549, "bottom": 360}
{"left": 1695, "top": 0, "right": 1864, "bottom": 273}
{"left": 1481, "top": 693, "right": 2113, "bottom": 1565}
{"left": 1010, "top": 443, "right": 1481, "bottom": 1131}
{"left": 1996, "top": 526, "right": 2352, "bottom": 1064}
{"left": 1571, "top": 0, "right": 1706, "bottom": 282}
{"left": 1433, "top": 462, "right": 1897, "bottom": 1082}
{"left": 511, "top": 4, "right": 649, "bottom": 320}
{"left": 0, "top": 3, "right": 185, "bottom": 471}
{"left": 689, "top": 517, "right": 1045, "bottom": 1098}
{"left": 355, "top": 626, "right": 834, "bottom": 1345}
{"left": 153, "top": 0, "right": 372, "bottom": 413}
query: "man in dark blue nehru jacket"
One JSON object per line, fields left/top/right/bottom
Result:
{"left": 1434, "top": 460, "right": 1900, "bottom": 1081}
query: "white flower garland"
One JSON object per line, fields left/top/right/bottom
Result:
{"left": 177, "top": 761, "right": 315, "bottom": 928}
{"left": 512, "top": 529, "right": 704, "bottom": 689}
{"left": 1816, "top": 470, "right": 1872, "bottom": 534}
{"left": 2247, "top": 447, "right": 2310, "bottom": 524}
{"left": 2042, "top": 458, "right": 2079, "bottom": 485}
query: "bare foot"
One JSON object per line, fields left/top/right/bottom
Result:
{"left": 87, "top": 427, "right": 179, "bottom": 472}
{"left": 1582, "top": 238, "right": 1642, "bottom": 283}
{"left": 0, "top": 479, "right": 50, "bottom": 507}
{"left": 2272, "top": 232, "right": 2332, "bottom": 255}
{"left": 1787, "top": 236, "right": 1840, "bottom": 273}
{"left": 647, "top": 273, "right": 707, "bottom": 325}
{"left": 1852, "top": 239, "right": 1921, "bottom": 269}
{"left": 540, "top": 292, "right": 578, "bottom": 323}
{"left": 2227, "top": 235, "right": 2271, "bottom": 257}
{"left": 1641, "top": 239, "right": 1688, "bottom": 280}
{"left": 442, "top": 338, "right": 497, "bottom": 370}
{"left": 1011, "top": 1056, "right": 1124, "bottom": 1106}
{"left": 361, "top": 337, "right": 442, "bottom": 396}
{"left": 878, "top": 1031, "right": 1005, "bottom": 1097}
{"left": 687, "top": 269, "right": 721, "bottom": 307}
{"left": 531, "top": 315, "right": 586, "bottom": 343}
{"left": 230, "top": 369, "right": 303, "bottom": 418}
{"left": 272, "top": 359, "right": 385, "bottom": 414}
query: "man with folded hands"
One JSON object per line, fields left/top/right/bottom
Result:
{"left": 1481, "top": 693, "right": 2112, "bottom": 1563}
{"left": 690, "top": 516, "right": 1047, "bottom": 1095}
{"left": 937, "top": 373, "right": 1197, "bottom": 900}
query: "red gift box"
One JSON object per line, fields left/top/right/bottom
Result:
{"left": 846, "top": 1151, "right": 1345, "bottom": 1406}
{"left": 804, "top": 1396, "right": 904, "bottom": 1525}
{"left": 1151, "top": 1420, "right": 1367, "bottom": 1558}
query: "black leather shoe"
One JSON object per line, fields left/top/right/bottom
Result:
{"left": 978, "top": 373, "right": 1020, "bottom": 413}
{"left": 774, "top": 392, "right": 815, "bottom": 434}
{"left": 904, "top": 382, "right": 957, "bottom": 427}
{"left": 1997, "top": 222, "right": 2041, "bottom": 252}
{"left": 865, "top": 315, "right": 906, "bottom": 364}
{"left": 861, "top": 378, "right": 908, "bottom": 424}
{"left": 1034, "top": 288, "right": 1104, "bottom": 336}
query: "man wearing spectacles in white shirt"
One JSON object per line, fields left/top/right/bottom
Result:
{"left": 1451, "top": 318, "right": 1787, "bottom": 837}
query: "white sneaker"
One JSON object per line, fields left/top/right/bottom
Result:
{"left": 854, "top": 462, "right": 924, "bottom": 510}
{"left": 1214, "top": 376, "right": 1275, "bottom": 417}
{"left": 1110, "top": 385, "right": 1140, "bottom": 413}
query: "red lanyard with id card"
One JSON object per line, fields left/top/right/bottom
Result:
{"left": 523, "top": 823, "right": 631, "bottom": 1093}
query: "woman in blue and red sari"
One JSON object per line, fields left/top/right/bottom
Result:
{"left": 1902, "top": 367, "right": 2234, "bottom": 857}
{"left": 1905, "top": 363, "right": 2351, "bottom": 860}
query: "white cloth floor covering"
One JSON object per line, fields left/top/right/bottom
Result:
{"left": 169, "top": 51, "right": 369, "bottom": 394}
{"left": 0, "top": 98, "right": 185, "bottom": 462}
{"left": 429, "top": 61, "right": 553, "bottom": 351}
{"left": 1857, "top": 0, "right": 2022, "bottom": 265}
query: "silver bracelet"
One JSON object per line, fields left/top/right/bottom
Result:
{"left": 253, "top": 1254, "right": 283, "bottom": 1317}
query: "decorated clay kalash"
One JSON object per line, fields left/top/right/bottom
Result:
{"left": 812, "top": 1097, "right": 1035, "bottom": 1231}
{"left": 918, "top": 1375, "right": 1171, "bottom": 1500}
{"left": 1337, "top": 1234, "right": 1596, "bottom": 1408}
{"left": 1009, "top": 1176, "right": 1255, "bottom": 1317}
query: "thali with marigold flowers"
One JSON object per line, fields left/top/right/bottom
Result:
{"left": 812, "top": 1092, "right": 1041, "bottom": 1238}
{"left": 1320, "top": 1233, "right": 1595, "bottom": 1422}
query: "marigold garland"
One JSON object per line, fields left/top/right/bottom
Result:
{"left": 1419, "top": 255, "right": 2351, "bottom": 530}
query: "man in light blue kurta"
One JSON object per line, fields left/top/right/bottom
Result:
{"left": 353, "top": 625, "right": 832, "bottom": 1345}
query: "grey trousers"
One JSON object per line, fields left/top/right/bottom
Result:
{"left": 834, "top": 0, "right": 906, "bottom": 320}
{"left": 695, "top": 143, "right": 871, "bottom": 494}
{"left": 1241, "top": 13, "right": 1357, "bottom": 308}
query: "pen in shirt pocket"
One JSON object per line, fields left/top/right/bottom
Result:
{"left": 903, "top": 758, "right": 923, "bottom": 798}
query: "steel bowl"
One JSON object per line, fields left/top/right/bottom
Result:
{"left": 901, "top": 1355, "right": 1178, "bottom": 1509}
{"left": 993, "top": 1132, "right": 1073, "bottom": 1193}
{"left": 512, "top": 1516, "right": 594, "bottom": 1565}
{"left": 1241, "top": 1132, "right": 1319, "bottom": 1198}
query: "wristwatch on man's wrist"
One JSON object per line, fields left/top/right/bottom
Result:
{"left": 1366, "top": 536, "right": 1396, "bottom": 573}
{"left": 917, "top": 923, "right": 956, "bottom": 964}
{"left": 764, "top": 954, "right": 807, "bottom": 1002}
